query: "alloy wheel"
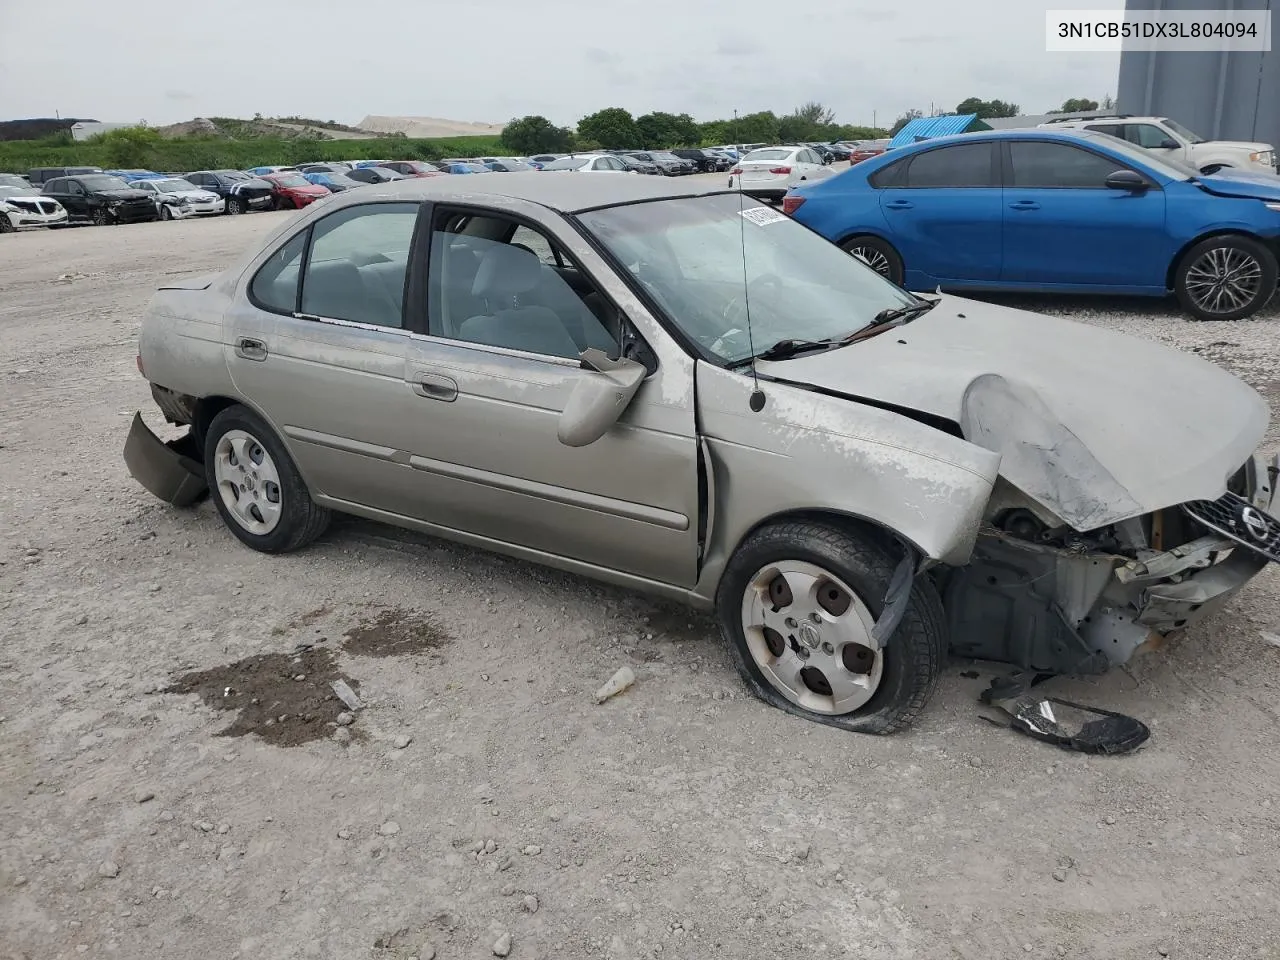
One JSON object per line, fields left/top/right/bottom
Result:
{"left": 1184, "top": 247, "right": 1264, "bottom": 316}
{"left": 740, "top": 560, "right": 884, "bottom": 715}
{"left": 213, "top": 429, "right": 284, "bottom": 535}
{"left": 846, "top": 244, "right": 892, "bottom": 277}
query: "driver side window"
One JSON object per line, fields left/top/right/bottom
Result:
{"left": 427, "top": 211, "right": 622, "bottom": 361}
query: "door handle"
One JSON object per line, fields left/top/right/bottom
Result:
{"left": 1008, "top": 200, "right": 1041, "bottom": 210}
{"left": 410, "top": 372, "right": 458, "bottom": 402}
{"left": 884, "top": 199, "right": 914, "bottom": 209}
{"left": 235, "top": 337, "right": 268, "bottom": 361}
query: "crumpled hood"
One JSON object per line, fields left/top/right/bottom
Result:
{"left": 757, "top": 295, "right": 1269, "bottom": 530}
{"left": 161, "top": 189, "right": 220, "bottom": 202}
{"left": 1196, "top": 169, "right": 1280, "bottom": 201}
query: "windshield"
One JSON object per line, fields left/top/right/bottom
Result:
{"left": 1163, "top": 118, "right": 1205, "bottom": 144}
{"left": 650, "top": 152, "right": 681, "bottom": 161}
{"left": 578, "top": 194, "right": 916, "bottom": 365}
{"left": 273, "top": 175, "right": 311, "bottom": 187}
{"left": 79, "top": 175, "right": 131, "bottom": 191}
{"left": 743, "top": 148, "right": 791, "bottom": 162}
{"left": 153, "top": 178, "right": 198, "bottom": 192}
{"left": 0, "top": 186, "right": 31, "bottom": 199}
{"left": 0, "top": 174, "right": 29, "bottom": 189}
{"left": 1081, "top": 132, "right": 1197, "bottom": 179}
{"left": 543, "top": 157, "right": 592, "bottom": 170}
{"left": 221, "top": 171, "right": 250, "bottom": 180}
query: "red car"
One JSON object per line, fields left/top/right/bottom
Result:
{"left": 377, "top": 160, "right": 447, "bottom": 178}
{"left": 848, "top": 138, "right": 891, "bottom": 164}
{"left": 262, "top": 172, "right": 330, "bottom": 209}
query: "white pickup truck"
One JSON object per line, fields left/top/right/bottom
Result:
{"left": 1040, "top": 115, "right": 1276, "bottom": 176}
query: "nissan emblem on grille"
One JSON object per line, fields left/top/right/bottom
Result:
{"left": 1182, "top": 492, "right": 1280, "bottom": 564}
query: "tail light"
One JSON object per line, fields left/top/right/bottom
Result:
{"left": 730, "top": 167, "right": 742, "bottom": 176}
{"left": 782, "top": 195, "right": 805, "bottom": 215}
{"left": 769, "top": 166, "right": 792, "bottom": 175}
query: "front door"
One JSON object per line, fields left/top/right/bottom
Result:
{"left": 875, "top": 140, "right": 1003, "bottom": 285}
{"left": 999, "top": 139, "right": 1168, "bottom": 288}
{"left": 224, "top": 200, "right": 429, "bottom": 517}
{"left": 398, "top": 205, "right": 701, "bottom": 587}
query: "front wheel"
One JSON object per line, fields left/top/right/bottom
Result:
{"left": 226, "top": 197, "right": 246, "bottom": 215}
{"left": 1174, "top": 235, "right": 1278, "bottom": 321}
{"left": 160, "top": 205, "right": 173, "bottom": 221}
{"left": 716, "top": 520, "right": 946, "bottom": 735}
{"left": 0, "top": 214, "right": 14, "bottom": 234}
{"left": 90, "top": 206, "right": 111, "bottom": 227}
{"left": 841, "top": 235, "right": 904, "bottom": 286}
{"left": 203, "top": 405, "right": 330, "bottom": 553}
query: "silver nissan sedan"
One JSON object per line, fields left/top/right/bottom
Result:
{"left": 125, "top": 173, "right": 1280, "bottom": 734}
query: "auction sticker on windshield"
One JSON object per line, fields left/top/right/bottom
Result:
{"left": 739, "top": 206, "right": 788, "bottom": 226}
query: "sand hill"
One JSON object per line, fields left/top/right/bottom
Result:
{"left": 358, "top": 116, "right": 506, "bottom": 138}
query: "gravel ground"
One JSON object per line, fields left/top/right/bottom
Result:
{"left": 3, "top": 210, "right": 1280, "bottom": 960}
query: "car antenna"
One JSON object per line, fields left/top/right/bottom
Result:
{"left": 734, "top": 110, "right": 766, "bottom": 413}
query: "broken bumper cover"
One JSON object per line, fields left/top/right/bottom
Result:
{"left": 123, "top": 412, "right": 208, "bottom": 507}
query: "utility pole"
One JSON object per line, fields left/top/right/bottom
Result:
{"left": 872, "top": 109, "right": 877, "bottom": 130}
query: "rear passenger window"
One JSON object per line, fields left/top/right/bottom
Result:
{"left": 300, "top": 203, "right": 420, "bottom": 327}
{"left": 249, "top": 231, "right": 307, "bottom": 314}
{"left": 902, "top": 144, "right": 994, "bottom": 187}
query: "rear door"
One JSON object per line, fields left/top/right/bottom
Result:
{"left": 875, "top": 141, "right": 1002, "bottom": 283}
{"left": 999, "top": 139, "right": 1168, "bottom": 288}
{"left": 225, "top": 201, "right": 430, "bottom": 516}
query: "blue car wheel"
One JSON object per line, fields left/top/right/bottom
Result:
{"left": 841, "top": 235, "right": 903, "bottom": 286}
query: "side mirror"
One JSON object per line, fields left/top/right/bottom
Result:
{"left": 558, "top": 349, "right": 647, "bottom": 447}
{"left": 1105, "top": 169, "right": 1148, "bottom": 192}
{"left": 1158, "top": 138, "right": 1180, "bottom": 150}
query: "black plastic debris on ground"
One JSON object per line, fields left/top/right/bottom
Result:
{"left": 979, "top": 689, "right": 1151, "bottom": 755}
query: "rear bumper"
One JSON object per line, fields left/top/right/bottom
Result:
{"left": 123, "top": 412, "right": 208, "bottom": 507}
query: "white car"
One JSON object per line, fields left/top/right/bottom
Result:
{"left": 1040, "top": 115, "right": 1276, "bottom": 175}
{"left": 0, "top": 184, "right": 68, "bottom": 231}
{"left": 129, "top": 177, "right": 226, "bottom": 220}
{"left": 728, "top": 145, "right": 830, "bottom": 200}
{"left": 539, "top": 154, "right": 635, "bottom": 173}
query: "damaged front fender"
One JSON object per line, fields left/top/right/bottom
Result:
{"left": 123, "top": 412, "right": 208, "bottom": 507}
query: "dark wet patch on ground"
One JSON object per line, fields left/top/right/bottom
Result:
{"left": 161, "top": 647, "right": 359, "bottom": 747}
{"left": 342, "top": 607, "right": 452, "bottom": 658}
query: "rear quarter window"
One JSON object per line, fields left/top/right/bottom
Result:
{"left": 868, "top": 158, "right": 907, "bottom": 188}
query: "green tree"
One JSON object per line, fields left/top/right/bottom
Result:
{"left": 94, "top": 125, "right": 161, "bottom": 167}
{"left": 723, "top": 111, "right": 780, "bottom": 146}
{"left": 890, "top": 109, "right": 923, "bottom": 136}
{"left": 794, "top": 101, "right": 836, "bottom": 126}
{"left": 635, "top": 111, "right": 701, "bottom": 148}
{"left": 500, "top": 115, "right": 574, "bottom": 155}
{"left": 954, "top": 97, "right": 1021, "bottom": 119}
{"left": 1051, "top": 97, "right": 1100, "bottom": 114}
{"left": 576, "top": 107, "right": 639, "bottom": 149}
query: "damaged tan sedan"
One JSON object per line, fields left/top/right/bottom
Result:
{"left": 125, "top": 174, "right": 1280, "bottom": 734}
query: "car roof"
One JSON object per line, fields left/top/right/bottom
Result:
{"left": 323, "top": 169, "right": 733, "bottom": 213}
{"left": 877, "top": 128, "right": 1119, "bottom": 151}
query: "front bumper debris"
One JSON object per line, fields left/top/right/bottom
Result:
{"left": 123, "top": 412, "right": 208, "bottom": 506}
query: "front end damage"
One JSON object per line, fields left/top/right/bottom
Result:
{"left": 942, "top": 457, "right": 1280, "bottom": 675}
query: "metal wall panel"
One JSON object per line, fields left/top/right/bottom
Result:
{"left": 1118, "top": 0, "right": 1278, "bottom": 146}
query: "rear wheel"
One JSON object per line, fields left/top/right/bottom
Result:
{"left": 841, "top": 235, "right": 904, "bottom": 286}
{"left": 204, "top": 405, "right": 330, "bottom": 553}
{"left": 1174, "top": 235, "right": 1278, "bottom": 321}
{"left": 716, "top": 520, "right": 946, "bottom": 735}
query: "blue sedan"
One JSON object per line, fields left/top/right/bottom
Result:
{"left": 785, "top": 128, "right": 1280, "bottom": 321}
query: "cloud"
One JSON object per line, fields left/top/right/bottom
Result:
{"left": 165, "top": 90, "right": 194, "bottom": 101}
{"left": 716, "top": 37, "right": 764, "bottom": 57}
{"left": 583, "top": 47, "right": 622, "bottom": 65}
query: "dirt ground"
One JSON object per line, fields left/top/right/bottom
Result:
{"left": 3, "top": 210, "right": 1280, "bottom": 960}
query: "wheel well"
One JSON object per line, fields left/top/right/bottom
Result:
{"left": 736, "top": 509, "right": 921, "bottom": 564}
{"left": 836, "top": 230, "right": 894, "bottom": 251}
{"left": 192, "top": 395, "right": 241, "bottom": 448}
{"left": 1165, "top": 230, "right": 1277, "bottom": 290}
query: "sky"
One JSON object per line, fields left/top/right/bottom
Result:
{"left": 0, "top": 0, "right": 1123, "bottom": 129}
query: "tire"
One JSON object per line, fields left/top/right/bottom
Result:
{"left": 160, "top": 205, "right": 173, "bottom": 221}
{"left": 203, "top": 404, "right": 330, "bottom": 553}
{"left": 90, "top": 206, "right": 110, "bottom": 227}
{"left": 226, "top": 197, "right": 246, "bottom": 215}
{"left": 1174, "top": 234, "right": 1278, "bottom": 321}
{"left": 841, "top": 235, "right": 904, "bottom": 286}
{"left": 716, "top": 519, "right": 946, "bottom": 735}
{"left": 0, "top": 214, "right": 14, "bottom": 234}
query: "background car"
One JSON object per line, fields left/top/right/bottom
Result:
{"left": 378, "top": 160, "right": 447, "bottom": 178}
{"left": 105, "top": 169, "right": 167, "bottom": 181}
{"left": 784, "top": 127, "right": 1280, "bottom": 321}
{"left": 0, "top": 173, "right": 34, "bottom": 190}
{"left": 728, "top": 145, "right": 830, "bottom": 199}
{"left": 484, "top": 158, "right": 534, "bottom": 172}
{"left": 184, "top": 170, "right": 276, "bottom": 214}
{"left": 672, "top": 148, "right": 728, "bottom": 172}
{"left": 527, "top": 154, "right": 564, "bottom": 166}
{"left": 625, "top": 151, "right": 687, "bottom": 176}
{"left": 41, "top": 174, "right": 158, "bottom": 226}
{"left": 1041, "top": 114, "right": 1277, "bottom": 175}
{"left": 0, "top": 184, "right": 68, "bottom": 232}
{"left": 346, "top": 166, "right": 407, "bottom": 185}
{"left": 262, "top": 172, "right": 330, "bottom": 209}
{"left": 849, "top": 139, "right": 891, "bottom": 164}
{"left": 302, "top": 171, "right": 365, "bottom": 192}
{"left": 615, "top": 154, "right": 658, "bottom": 175}
{"left": 298, "top": 162, "right": 353, "bottom": 174}
{"left": 129, "top": 176, "right": 226, "bottom": 219}
{"left": 26, "top": 166, "right": 102, "bottom": 189}
{"left": 539, "top": 154, "right": 633, "bottom": 173}
{"left": 440, "top": 161, "right": 492, "bottom": 174}
{"left": 821, "top": 143, "right": 852, "bottom": 162}
{"left": 246, "top": 165, "right": 299, "bottom": 177}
